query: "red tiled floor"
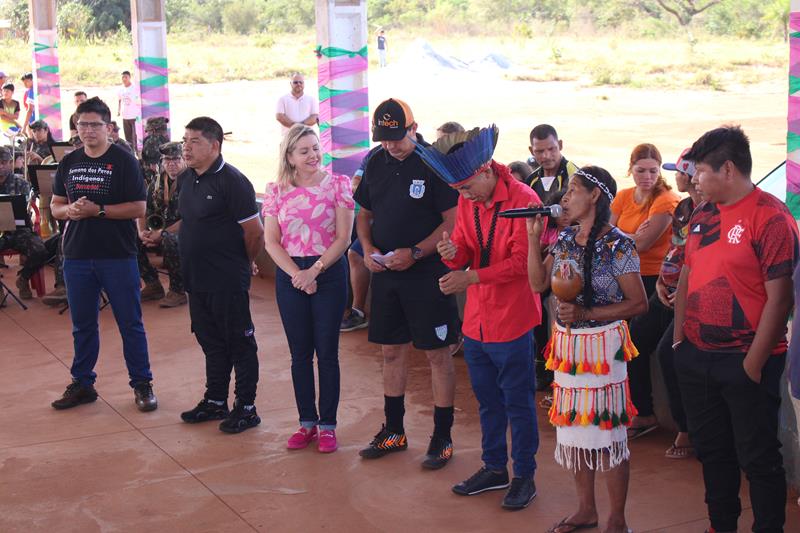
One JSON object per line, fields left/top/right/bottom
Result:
{"left": 1, "top": 268, "right": 798, "bottom": 532}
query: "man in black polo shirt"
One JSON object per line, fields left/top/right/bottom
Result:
{"left": 49, "top": 97, "right": 157, "bottom": 412}
{"left": 524, "top": 124, "right": 578, "bottom": 203}
{"left": 177, "top": 116, "right": 265, "bottom": 434}
{"left": 355, "top": 98, "right": 460, "bottom": 469}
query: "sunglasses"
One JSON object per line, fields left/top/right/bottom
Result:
{"left": 292, "top": 81, "right": 304, "bottom": 85}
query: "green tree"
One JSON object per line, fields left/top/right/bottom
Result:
{"left": 223, "top": 0, "right": 263, "bottom": 34}
{"left": 57, "top": 1, "right": 93, "bottom": 40}
{"left": 647, "top": 0, "right": 722, "bottom": 44}
{"left": 260, "top": 0, "right": 315, "bottom": 32}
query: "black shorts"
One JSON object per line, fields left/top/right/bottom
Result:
{"left": 368, "top": 266, "right": 460, "bottom": 350}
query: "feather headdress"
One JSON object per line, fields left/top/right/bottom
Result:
{"left": 413, "top": 125, "right": 499, "bottom": 185}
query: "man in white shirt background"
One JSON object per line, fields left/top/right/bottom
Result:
{"left": 117, "top": 70, "right": 141, "bottom": 153}
{"left": 275, "top": 73, "right": 318, "bottom": 135}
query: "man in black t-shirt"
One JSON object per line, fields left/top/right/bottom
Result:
{"left": 49, "top": 97, "right": 157, "bottom": 413}
{"left": 177, "top": 116, "right": 265, "bottom": 434}
{"left": 355, "top": 98, "right": 460, "bottom": 469}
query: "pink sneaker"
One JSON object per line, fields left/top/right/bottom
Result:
{"left": 287, "top": 426, "right": 318, "bottom": 449}
{"left": 318, "top": 429, "right": 337, "bottom": 453}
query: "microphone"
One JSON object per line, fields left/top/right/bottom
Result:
{"left": 498, "top": 204, "right": 563, "bottom": 218}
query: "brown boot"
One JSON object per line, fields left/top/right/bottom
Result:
{"left": 159, "top": 290, "right": 187, "bottom": 308}
{"left": 140, "top": 281, "right": 165, "bottom": 301}
{"left": 42, "top": 286, "right": 68, "bottom": 306}
{"left": 16, "top": 276, "right": 32, "bottom": 300}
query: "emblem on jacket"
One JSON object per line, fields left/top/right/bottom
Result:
{"left": 409, "top": 179, "right": 425, "bottom": 199}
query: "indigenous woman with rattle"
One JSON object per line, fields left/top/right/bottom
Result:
{"left": 527, "top": 166, "right": 647, "bottom": 533}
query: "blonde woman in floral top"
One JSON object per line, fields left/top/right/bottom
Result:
{"left": 263, "top": 124, "right": 355, "bottom": 453}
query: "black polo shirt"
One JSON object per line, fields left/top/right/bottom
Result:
{"left": 178, "top": 155, "right": 259, "bottom": 293}
{"left": 353, "top": 135, "right": 458, "bottom": 277}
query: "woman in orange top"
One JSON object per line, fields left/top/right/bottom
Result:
{"left": 610, "top": 143, "right": 679, "bottom": 439}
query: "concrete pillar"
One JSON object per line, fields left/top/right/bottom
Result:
{"left": 28, "top": 0, "right": 62, "bottom": 140}
{"left": 314, "top": 0, "right": 369, "bottom": 178}
{"left": 130, "top": 0, "right": 171, "bottom": 149}
{"left": 781, "top": 0, "right": 800, "bottom": 492}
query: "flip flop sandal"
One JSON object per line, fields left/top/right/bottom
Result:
{"left": 665, "top": 444, "right": 694, "bottom": 459}
{"left": 546, "top": 517, "right": 599, "bottom": 533}
{"left": 539, "top": 395, "right": 553, "bottom": 409}
{"left": 627, "top": 424, "right": 658, "bottom": 440}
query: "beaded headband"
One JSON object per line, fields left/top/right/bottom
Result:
{"left": 574, "top": 169, "right": 614, "bottom": 203}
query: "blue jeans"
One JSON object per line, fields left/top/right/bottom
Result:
{"left": 63, "top": 258, "right": 152, "bottom": 388}
{"left": 463, "top": 331, "right": 538, "bottom": 478}
{"left": 275, "top": 256, "right": 347, "bottom": 429}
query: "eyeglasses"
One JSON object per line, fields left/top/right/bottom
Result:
{"left": 162, "top": 157, "right": 182, "bottom": 162}
{"left": 292, "top": 81, "right": 304, "bottom": 85}
{"left": 76, "top": 121, "right": 107, "bottom": 130}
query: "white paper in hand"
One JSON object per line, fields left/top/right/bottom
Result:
{"left": 370, "top": 251, "right": 395, "bottom": 266}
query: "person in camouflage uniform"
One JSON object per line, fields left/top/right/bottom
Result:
{"left": 0, "top": 146, "right": 49, "bottom": 299}
{"left": 141, "top": 116, "right": 169, "bottom": 187}
{"left": 137, "top": 141, "right": 186, "bottom": 307}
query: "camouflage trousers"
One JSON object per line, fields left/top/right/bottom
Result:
{"left": 137, "top": 231, "right": 183, "bottom": 293}
{"left": 0, "top": 228, "right": 49, "bottom": 280}
{"left": 45, "top": 232, "right": 64, "bottom": 287}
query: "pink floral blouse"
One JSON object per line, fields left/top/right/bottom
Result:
{"left": 262, "top": 173, "right": 355, "bottom": 257}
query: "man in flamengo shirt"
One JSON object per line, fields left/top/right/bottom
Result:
{"left": 673, "top": 126, "right": 798, "bottom": 533}
{"left": 50, "top": 96, "right": 157, "bottom": 413}
{"left": 425, "top": 125, "right": 542, "bottom": 511}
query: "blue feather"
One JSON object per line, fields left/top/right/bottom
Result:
{"left": 413, "top": 125, "right": 498, "bottom": 185}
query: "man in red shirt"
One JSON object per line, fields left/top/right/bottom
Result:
{"left": 421, "top": 125, "right": 542, "bottom": 510}
{"left": 673, "top": 126, "right": 798, "bottom": 532}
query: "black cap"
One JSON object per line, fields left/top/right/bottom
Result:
{"left": 372, "top": 98, "right": 414, "bottom": 142}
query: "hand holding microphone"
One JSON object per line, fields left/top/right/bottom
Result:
{"left": 504, "top": 203, "right": 562, "bottom": 239}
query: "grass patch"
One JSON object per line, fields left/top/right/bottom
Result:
{"left": 0, "top": 30, "right": 786, "bottom": 91}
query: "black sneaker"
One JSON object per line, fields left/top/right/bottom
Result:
{"left": 340, "top": 308, "right": 368, "bottom": 332}
{"left": 52, "top": 380, "right": 98, "bottom": 410}
{"left": 181, "top": 398, "right": 229, "bottom": 423}
{"left": 501, "top": 477, "right": 537, "bottom": 510}
{"left": 421, "top": 435, "right": 453, "bottom": 470}
{"left": 452, "top": 467, "right": 510, "bottom": 496}
{"left": 359, "top": 424, "right": 408, "bottom": 459}
{"left": 133, "top": 381, "right": 158, "bottom": 412}
{"left": 219, "top": 401, "right": 261, "bottom": 434}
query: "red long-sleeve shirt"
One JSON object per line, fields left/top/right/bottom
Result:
{"left": 442, "top": 164, "right": 543, "bottom": 342}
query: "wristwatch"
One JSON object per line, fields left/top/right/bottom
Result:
{"left": 97, "top": 204, "right": 106, "bottom": 218}
{"left": 411, "top": 246, "right": 424, "bottom": 261}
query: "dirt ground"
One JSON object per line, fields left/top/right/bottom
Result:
{"left": 71, "top": 68, "right": 786, "bottom": 193}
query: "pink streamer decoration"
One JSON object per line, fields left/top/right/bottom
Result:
{"left": 333, "top": 116, "right": 369, "bottom": 131}
{"left": 329, "top": 88, "right": 369, "bottom": 110}
{"left": 330, "top": 127, "right": 370, "bottom": 148}
{"left": 319, "top": 105, "right": 332, "bottom": 123}
{"left": 791, "top": 40, "right": 800, "bottom": 76}
{"left": 787, "top": 160, "right": 800, "bottom": 194}
{"left": 140, "top": 86, "right": 170, "bottom": 101}
{"left": 318, "top": 56, "right": 368, "bottom": 86}
{"left": 33, "top": 52, "right": 59, "bottom": 66}
{"left": 135, "top": 60, "right": 169, "bottom": 77}
{"left": 318, "top": 45, "right": 369, "bottom": 175}
{"left": 791, "top": 12, "right": 800, "bottom": 31}
{"left": 332, "top": 152, "right": 368, "bottom": 177}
